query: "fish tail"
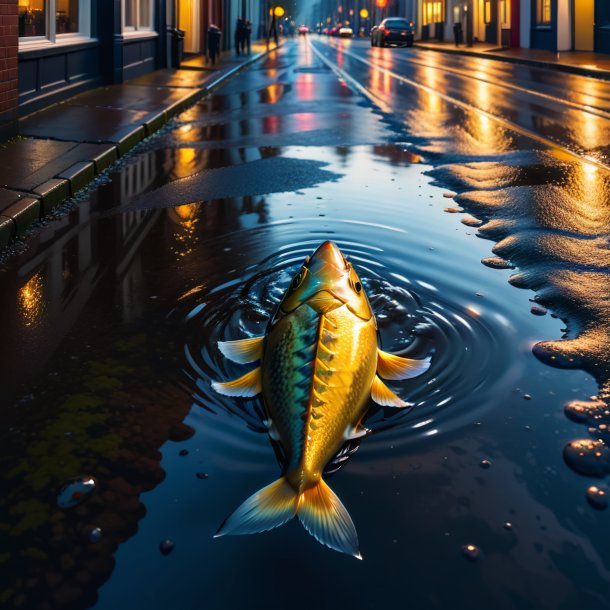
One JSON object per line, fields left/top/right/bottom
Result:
{"left": 214, "top": 477, "right": 297, "bottom": 537}
{"left": 297, "top": 478, "right": 361, "bottom": 559}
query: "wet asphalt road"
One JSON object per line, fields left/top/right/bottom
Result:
{"left": 315, "top": 38, "right": 610, "bottom": 165}
{"left": 1, "top": 38, "right": 610, "bottom": 610}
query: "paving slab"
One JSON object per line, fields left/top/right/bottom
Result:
{"left": 0, "top": 139, "right": 117, "bottom": 191}
{"left": 57, "top": 161, "right": 95, "bottom": 195}
{"left": 20, "top": 105, "right": 152, "bottom": 143}
{"left": 3, "top": 197, "right": 40, "bottom": 235}
{"left": 0, "top": 187, "right": 25, "bottom": 213}
{"left": 32, "top": 179, "right": 70, "bottom": 215}
{"left": 0, "top": 215, "right": 13, "bottom": 247}
{"left": 62, "top": 84, "right": 193, "bottom": 112}
{"left": 129, "top": 68, "right": 220, "bottom": 89}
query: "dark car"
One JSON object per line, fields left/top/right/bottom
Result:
{"left": 370, "top": 17, "right": 414, "bottom": 47}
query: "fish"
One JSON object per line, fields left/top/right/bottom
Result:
{"left": 211, "top": 241, "right": 430, "bottom": 558}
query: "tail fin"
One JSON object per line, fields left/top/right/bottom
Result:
{"left": 214, "top": 477, "right": 297, "bottom": 537}
{"left": 215, "top": 476, "right": 361, "bottom": 559}
{"left": 298, "top": 478, "right": 361, "bottom": 559}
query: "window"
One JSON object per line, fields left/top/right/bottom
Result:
{"left": 484, "top": 0, "right": 491, "bottom": 24}
{"left": 123, "top": 0, "right": 154, "bottom": 32}
{"left": 422, "top": 1, "right": 444, "bottom": 26}
{"left": 536, "top": 0, "right": 551, "bottom": 25}
{"left": 19, "top": 0, "right": 90, "bottom": 42}
{"left": 500, "top": 0, "right": 510, "bottom": 27}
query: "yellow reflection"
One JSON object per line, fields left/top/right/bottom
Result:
{"left": 170, "top": 203, "right": 201, "bottom": 259}
{"left": 19, "top": 272, "right": 44, "bottom": 328}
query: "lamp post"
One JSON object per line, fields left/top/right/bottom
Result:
{"left": 359, "top": 7, "right": 369, "bottom": 36}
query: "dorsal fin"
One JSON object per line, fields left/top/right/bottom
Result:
{"left": 218, "top": 337, "right": 264, "bottom": 364}
{"left": 371, "top": 376, "right": 410, "bottom": 408}
{"left": 377, "top": 349, "right": 430, "bottom": 380}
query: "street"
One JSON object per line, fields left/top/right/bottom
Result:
{"left": 1, "top": 37, "right": 609, "bottom": 610}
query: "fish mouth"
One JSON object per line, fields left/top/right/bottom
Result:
{"left": 306, "top": 290, "right": 344, "bottom": 314}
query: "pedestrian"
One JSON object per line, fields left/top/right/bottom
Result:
{"left": 207, "top": 23, "right": 221, "bottom": 65}
{"left": 268, "top": 14, "right": 279, "bottom": 48}
{"left": 244, "top": 20, "right": 252, "bottom": 55}
{"left": 235, "top": 17, "right": 244, "bottom": 56}
{"left": 453, "top": 21, "right": 463, "bottom": 47}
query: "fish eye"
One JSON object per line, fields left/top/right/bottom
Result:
{"left": 355, "top": 281, "right": 362, "bottom": 293}
{"left": 292, "top": 269, "right": 305, "bottom": 289}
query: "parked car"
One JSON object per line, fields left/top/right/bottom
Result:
{"left": 328, "top": 26, "right": 340, "bottom": 36}
{"left": 298, "top": 25, "right": 309, "bottom": 35}
{"left": 370, "top": 18, "right": 414, "bottom": 47}
{"left": 339, "top": 26, "right": 353, "bottom": 38}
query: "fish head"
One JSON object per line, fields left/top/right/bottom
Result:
{"left": 277, "top": 241, "right": 374, "bottom": 321}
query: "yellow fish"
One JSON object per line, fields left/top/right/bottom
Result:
{"left": 212, "top": 241, "right": 430, "bottom": 558}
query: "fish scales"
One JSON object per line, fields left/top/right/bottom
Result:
{"left": 213, "top": 241, "right": 431, "bottom": 558}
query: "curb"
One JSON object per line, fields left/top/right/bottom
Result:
{"left": 1, "top": 46, "right": 275, "bottom": 249}
{"left": 415, "top": 42, "right": 610, "bottom": 81}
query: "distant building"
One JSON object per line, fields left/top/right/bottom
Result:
{"left": 415, "top": 1, "right": 609, "bottom": 53}
{"left": 0, "top": 0, "right": 261, "bottom": 139}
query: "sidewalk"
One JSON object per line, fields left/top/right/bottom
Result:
{"left": 0, "top": 44, "right": 272, "bottom": 248}
{"left": 415, "top": 40, "right": 610, "bottom": 80}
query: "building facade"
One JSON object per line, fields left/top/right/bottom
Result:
{"left": 0, "top": 0, "right": 260, "bottom": 138}
{"left": 415, "top": 0, "right": 610, "bottom": 53}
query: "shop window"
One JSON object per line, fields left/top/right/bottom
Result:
{"left": 500, "top": 0, "right": 510, "bottom": 27}
{"left": 536, "top": 0, "right": 551, "bottom": 25}
{"left": 123, "top": 0, "right": 154, "bottom": 32}
{"left": 422, "top": 0, "right": 444, "bottom": 26}
{"left": 484, "top": 0, "right": 491, "bottom": 24}
{"left": 19, "top": 0, "right": 89, "bottom": 41}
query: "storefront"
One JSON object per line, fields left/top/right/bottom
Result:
{"left": 17, "top": 0, "right": 167, "bottom": 115}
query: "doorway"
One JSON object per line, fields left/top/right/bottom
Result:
{"left": 574, "top": 0, "right": 594, "bottom": 51}
{"left": 178, "top": 0, "right": 201, "bottom": 53}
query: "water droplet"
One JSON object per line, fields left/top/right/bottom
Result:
{"left": 196, "top": 472, "right": 209, "bottom": 480}
{"left": 503, "top": 522, "right": 513, "bottom": 530}
{"left": 480, "top": 459, "right": 491, "bottom": 469}
{"left": 57, "top": 476, "right": 97, "bottom": 508}
{"left": 586, "top": 485, "right": 608, "bottom": 510}
{"left": 461, "top": 544, "right": 480, "bottom": 560}
{"left": 523, "top": 394, "right": 532, "bottom": 400}
{"left": 159, "top": 540, "right": 175, "bottom": 555}
{"left": 87, "top": 527, "right": 102, "bottom": 543}
{"left": 179, "top": 449, "right": 189, "bottom": 456}
{"left": 563, "top": 439, "right": 610, "bottom": 477}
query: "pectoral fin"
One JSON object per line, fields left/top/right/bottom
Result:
{"left": 377, "top": 349, "right": 430, "bottom": 381}
{"left": 211, "top": 367, "right": 261, "bottom": 397}
{"left": 371, "top": 375, "right": 410, "bottom": 408}
{"left": 218, "top": 336, "right": 264, "bottom": 364}
{"left": 343, "top": 424, "right": 370, "bottom": 440}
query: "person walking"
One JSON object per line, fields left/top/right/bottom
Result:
{"left": 235, "top": 17, "right": 244, "bottom": 55}
{"left": 244, "top": 20, "right": 252, "bottom": 55}
{"left": 207, "top": 23, "right": 221, "bottom": 64}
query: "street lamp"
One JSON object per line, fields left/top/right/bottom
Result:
{"left": 359, "top": 8, "right": 369, "bottom": 37}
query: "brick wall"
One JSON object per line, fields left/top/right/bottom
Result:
{"left": 0, "top": 0, "right": 17, "bottom": 139}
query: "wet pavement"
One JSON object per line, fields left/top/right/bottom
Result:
{"left": 1, "top": 38, "right": 610, "bottom": 610}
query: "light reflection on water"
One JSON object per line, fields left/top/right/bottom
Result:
{"left": 2, "top": 40, "right": 610, "bottom": 610}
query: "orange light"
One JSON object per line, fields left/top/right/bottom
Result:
{"left": 376, "top": 0, "right": 388, "bottom": 7}
{"left": 360, "top": 8, "right": 369, "bottom": 18}
{"left": 273, "top": 5, "right": 285, "bottom": 17}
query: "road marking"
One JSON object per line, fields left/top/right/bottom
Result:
{"left": 327, "top": 39, "right": 610, "bottom": 123}
{"left": 311, "top": 40, "right": 610, "bottom": 172}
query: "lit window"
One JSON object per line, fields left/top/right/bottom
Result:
{"left": 484, "top": 1, "right": 491, "bottom": 24}
{"left": 19, "top": 0, "right": 90, "bottom": 42}
{"left": 422, "top": 0, "right": 444, "bottom": 26}
{"left": 500, "top": 0, "right": 511, "bottom": 27}
{"left": 123, "top": 0, "right": 154, "bottom": 32}
{"left": 537, "top": 0, "right": 551, "bottom": 25}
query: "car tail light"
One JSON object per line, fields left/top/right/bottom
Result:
{"left": 382, "top": 27, "right": 390, "bottom": 36}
